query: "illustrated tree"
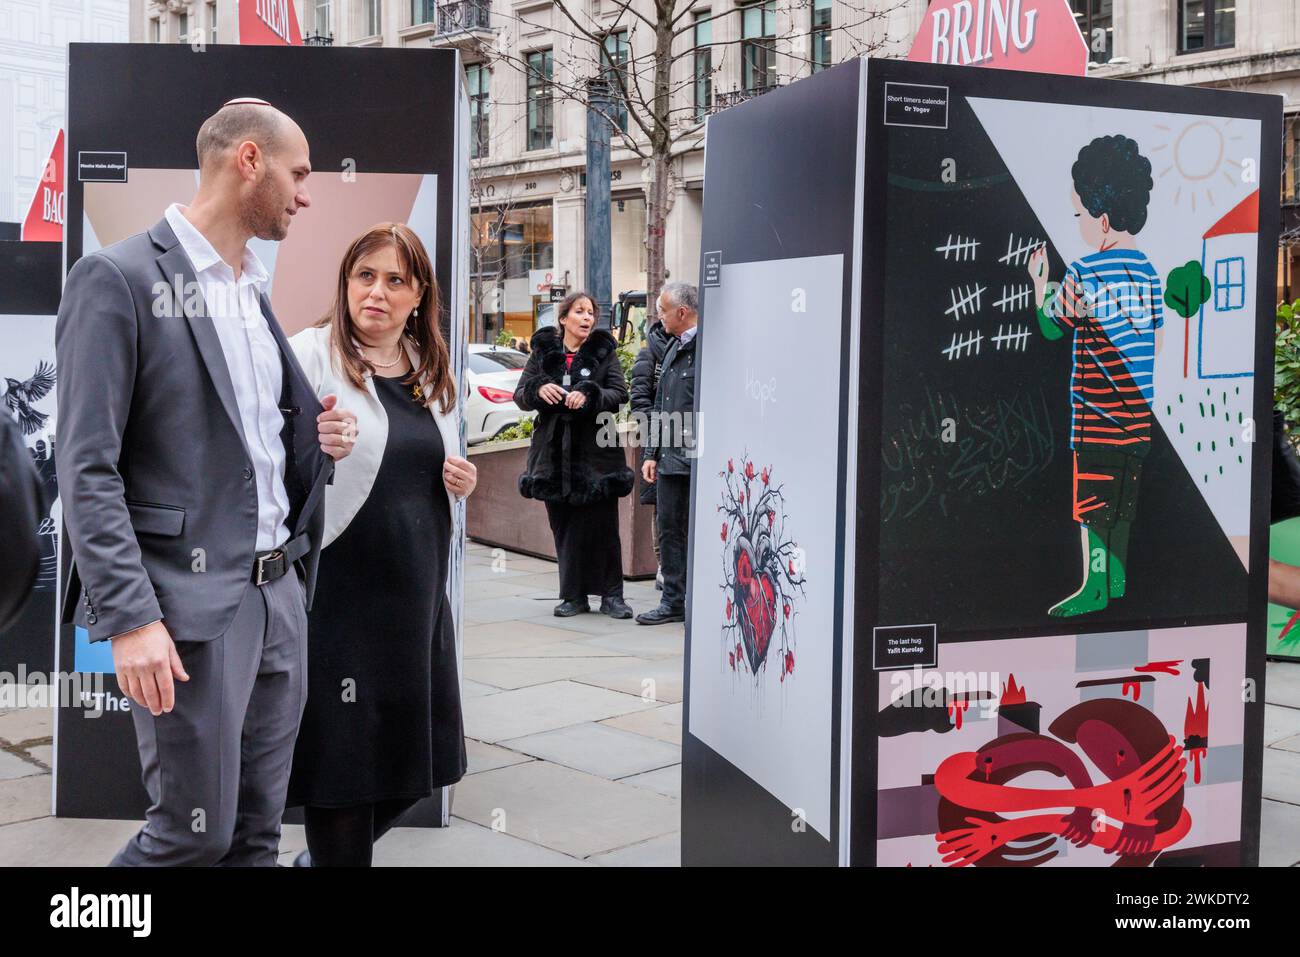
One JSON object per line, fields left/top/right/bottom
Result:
{"left": 1164, "top": 260, "right": 1212, "bottom": 378}
{"left": 469, "top": 0, "right": 911, "bottom": 322}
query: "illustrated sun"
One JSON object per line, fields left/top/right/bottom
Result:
{"left": 1151, "top": 118, "right": 1246, "bottom": 213}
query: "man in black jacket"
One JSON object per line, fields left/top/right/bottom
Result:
{"left": 637, "top": 282, "right": 698, "bottom": 625}
{"left": 630, "top": 317, "right": 674, "bottom": 589}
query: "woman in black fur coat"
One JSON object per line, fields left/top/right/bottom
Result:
{"left": 514, "top": 291, "right": 635, "bottom": 618}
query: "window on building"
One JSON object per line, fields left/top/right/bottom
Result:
{"left": 470, "top": 202, "right": 554, "bottom": 339}
{"left": 1214, "top": 256, "right": 1245, "bottom": 311}
{"left": 18, "top": 131, "right": 36, "bottom": 178}
{"left": 1179, "top": 0, "right": 1234, "bottom": 53}
{"left": 1071, "top": 0, "right": 1112, "bottom": 64}
{"left": 1291, "top": 121, "right": 1300, "bottom": 203}
{"left": 611, "top": 195, "right": 648, "bottom": 291}
{"left": 315, "top": 0, "right": 331, "bottom": 35}
{"left": 741, "top": 1, "right": 776, "bottom": 93}
{"left": 150, "top": 16, "right": 160, "bottom": 42}
{"left": 176, "top": 11, "right": 188, "bottom": 42}
{"left": 412, "top": 0, "right": 434, "bottom": 25}
{"left": 603, "top": 30, "right": 630, "bottom": 134}
{"left": 467, "top": 62, "right": 490, "bottom": 159}
{"left": 207, "top": 0, "right": 217, "bottom": 44}
{"left": 811, "top": 0, "right": 832, "bottom": 73}
{"left": 694, "top": 11, "right": 712, "bottom": 121}
{"left": 363, "top": 0, "right": 381, "bottom": 37}
{"left": 526, "top": 49, "right": 553, "bottom": 151}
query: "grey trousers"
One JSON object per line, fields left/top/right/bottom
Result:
{"left": 111, "top": 571, "right": 308, "bottom": 866}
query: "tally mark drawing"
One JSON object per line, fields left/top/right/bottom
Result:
{"left": 994, "top": 284, "right": 1033, "bottom": 313}
{"left": 1000, "top": 234, "right": 1043, "bottom": 266}
{"left": 935, "top": 234, "right": 980, "bottom": 261}
{"left": 945, "top": 283, "right": 986, "bottom": 320}
{"left": 943, "top": 329, "right": 983, "bottom": 361}
{"left": 992, "top": 324, "right": 1032, "bottom": 352}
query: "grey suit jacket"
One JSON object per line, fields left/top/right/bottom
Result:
{"left": 56, "top": 216, "right": 332, "bottom": 643}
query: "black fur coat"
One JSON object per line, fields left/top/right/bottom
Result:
{"left": 513, "top": 326, "right": 635, "bottom": 505}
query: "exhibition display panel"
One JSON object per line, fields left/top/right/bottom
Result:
{"left": 683, "top": 57, "right": 1280, "bottom": 866}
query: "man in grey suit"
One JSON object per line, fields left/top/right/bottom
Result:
{"left": 56, "top": 99, "right": 356, "bottom": 866}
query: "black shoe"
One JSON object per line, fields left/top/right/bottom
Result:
{"left": 554, "top": 599, "right": 591, "bottom": 617}
{"left": 600, "top": 596, "right": 633, "bottom": 619}
{"left": 636, "top": 605, "right": 685, "bottom": 625}
{"left": 293, "top": 849, "right": 311, "bottom": 867}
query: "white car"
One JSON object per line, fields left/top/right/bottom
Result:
{"left": 465, "top": 344, "right": 531, "bottom": 445}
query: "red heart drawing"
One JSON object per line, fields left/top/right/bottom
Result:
{"left": 734, "top": 534, "right": 777, "bottom": 672}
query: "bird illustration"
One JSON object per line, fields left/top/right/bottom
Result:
{"left": 4, "top": 360, "right": 56, "bottom": 436}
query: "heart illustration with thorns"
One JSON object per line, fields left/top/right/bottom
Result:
{"left": 718, "top": 453, "right": 806, "bottom": 680}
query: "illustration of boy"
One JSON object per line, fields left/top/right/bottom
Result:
{"left": 1027, "top": 134, "right": 1163, "bottom": 618}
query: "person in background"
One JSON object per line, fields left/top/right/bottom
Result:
{"left": 638, "top": 281, "right": 699, "bottom": 626}
{"left": 514, "top": 291, "right": 635, "bottom": 619}
{"left": 630, "top": 313, "right": 675, "bottom": 592}
{"left": 287, "top": 222, "right": 475, "bottom": 867}
{"left": 0, "top": 412, "right": 45, "bottom": 632}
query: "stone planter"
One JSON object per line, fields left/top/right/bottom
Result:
{"left": 466, "top": 433, "right": 658, "bottom": 579}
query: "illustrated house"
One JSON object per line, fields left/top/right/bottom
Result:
{"left": 1197, "top": 190, "right": 1259, "bottom": 380}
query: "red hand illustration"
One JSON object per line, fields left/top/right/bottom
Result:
{"left": 936, "top": 807, "right": 1191, "bottom": 867}
{"left": 934, "top": 736, "right": 1186, "bottom": 827}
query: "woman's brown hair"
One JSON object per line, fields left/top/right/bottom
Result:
{"left": 555, "top": 290, "right": 597, "bottom": 338}
{"left": 316, "top": 222, "right": 455, "bottom": 413}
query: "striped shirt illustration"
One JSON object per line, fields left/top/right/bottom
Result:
{"left": 1048, "top": 248, "right": 1163, "bottom": 449}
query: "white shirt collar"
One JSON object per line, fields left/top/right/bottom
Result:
{"left": 164, "top": 203, "right": 269, "bottom": 287}
{"left": 679, "top": 324, "right": 698, "bottom": 346}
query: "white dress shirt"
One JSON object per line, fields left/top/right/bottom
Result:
{"left": 165, "top": 203, "right": 290, "bottom": 551}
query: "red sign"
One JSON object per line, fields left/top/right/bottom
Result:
{"left": 21, "top": 128, "right": 64, "bottom": 243}
{"left": 238, "top": 0, "right": 302, "bottom": 45}
{"left": 908, "top": 0, "right": 1088, "bottom": 77}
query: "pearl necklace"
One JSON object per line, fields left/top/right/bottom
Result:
{"left": 361, "top": 341, "right": 405, "bottom": 369}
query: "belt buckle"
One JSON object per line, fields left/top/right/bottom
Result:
{"left": 254, "top": 549, "right": 283, "bottom": 586}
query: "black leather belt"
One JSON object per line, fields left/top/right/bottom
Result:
{"left": 251, "top": 532, "right": 311, "bottom": 586}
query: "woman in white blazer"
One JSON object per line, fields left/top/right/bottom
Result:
{"left": 284, "top": 222, "right": 477, "bottom": 867}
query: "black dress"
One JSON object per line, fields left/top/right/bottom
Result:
{"left": 287, "top": 373, "right": 466, "bottom": 808}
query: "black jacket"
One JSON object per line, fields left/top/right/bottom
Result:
{"left": 630, "top": 321, "right": 674, "bottom": 415}
{"left": 0, "top": 414, "right": 45, "bottom": 632}
{"left": 1274, "top": 409, "right": 1300, "bottom": 524}
{"left": 514, "top": 326, "right": 635, "bottom": 505}
{"left": 630, "top": 321, "right": 674, "bottom": 504}
{"left": 644, "top": 330, "right": 697, "bottom": 477}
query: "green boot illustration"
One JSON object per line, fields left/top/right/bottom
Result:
{"left": 1107, "top": 519, "right": 1130, "bottom": 599}
{"left": 1049, "top": 525, "right": 1110, "bottom": 618}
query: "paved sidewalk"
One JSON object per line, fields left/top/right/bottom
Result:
{"left": 0, "top": 541, "right": 684, "bottom": 866}
{"left": 4, "top": 541, "right": 1300, "bottom": 865}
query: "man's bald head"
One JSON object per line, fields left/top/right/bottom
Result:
{"left": 195, "top": 99, "right": 297, "bottom": 171}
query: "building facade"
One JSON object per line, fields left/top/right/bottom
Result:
{"left": 130, "top": 0, "right": 1300, "bottom": 334}
{"left": 0, "top": 0, "right": 128, "bottom": 227}
{"left": 1082, "top": 1, "right": 1300, "bottom": 302}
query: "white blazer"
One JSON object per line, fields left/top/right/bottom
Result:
{"left": 288, "top": 324, "right": 464, "bottom": 550}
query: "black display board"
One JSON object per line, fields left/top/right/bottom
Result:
{"left": 685, "top": 56, "right": 1280, "bottom": 867}
{"left": 0, "top": 240, "right": 62, "bottom": 678}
